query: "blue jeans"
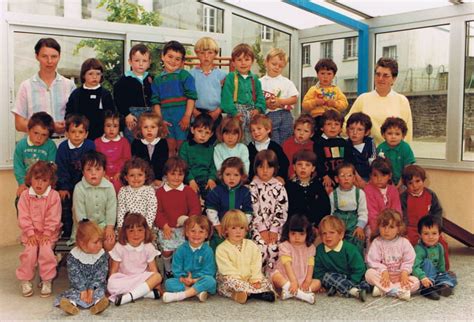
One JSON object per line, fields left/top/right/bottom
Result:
{"left": 165, "top": 275, "right": 216, "bottom": 294}
{"left": 422, "top": 258, "right": 457, "bottom": 288}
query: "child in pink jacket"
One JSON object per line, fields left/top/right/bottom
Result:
{"left": 16, "top": 161, "right": 62, "bottom": 298}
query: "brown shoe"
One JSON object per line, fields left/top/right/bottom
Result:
{"left": 90, "top": 297, "right": 109, "bottom": 315}
{"left": 59, "top": 298, "right": 79, "bottom": 315}
{"left": 231, "top": 291, "right": 247, "bottom": 304}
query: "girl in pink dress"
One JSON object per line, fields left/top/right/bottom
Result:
{"left": 271, "top": 214, "right": 317, "bottom": 304}
{"left": 94, "top": 111, "right": 131, "bottom": 193}
{"left": 108, "top": 213, "right": 162, "bottom": 306}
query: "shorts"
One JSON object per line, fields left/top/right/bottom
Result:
{"left": 162, "top": 105, "right": 188, "bottom": 140}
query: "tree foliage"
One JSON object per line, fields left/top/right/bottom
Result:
{"left": 252, "top": 38, "right": 266, "bottom": 77}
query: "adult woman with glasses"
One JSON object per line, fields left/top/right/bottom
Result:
{"left": 344, "top": 57, "right": 412, "bottom": 146}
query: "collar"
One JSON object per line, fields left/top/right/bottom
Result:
{"left": 26, "top": 137, "right": 35, "bottom": 146}
{"left": 83, "top": 84, "right": 101, "bottom": 90}
{"left": 324, "top": 240, "right": 343, "bottom": 253}
{"left": 321, "top": 133, "right": 341, "bottom": 140}
{"left": 293, "top": 137, "right": 310, "bottom": 145}
{"left": 195, "top": 66, "right": 216, "bottom": 75}
{"left": 68, "top": 140, "right": 84, "bottom": 149}
{"left": 28, "top": 186, "right": 51, "bottom": 198}
{"left": 252, "top": 176, "right": 279, "bottom": 186}
{"left": 125, "top": 70, "right": 149, "bottom": 83}
{"left": 70, "top": 247, "right": 105, "bottom": 264}
{"left": 81, "top": 176, "right": 109, "bottom": 188}
{"left": 225, "top": 183, "right": 242, "bottom": 191}
{"left": 254, "top": 138, "right": 271, "bottom": 151}
{"left": 374, "top": 89, "right": 396, "bottom": 97}
{"left": 316, "top": 82, "right": 335, "bottom": 89}
{"left": 163, "top": 182, "right": 185, "bottom": 192}
{"left": 189, "top": 138, "right": 211, "bottom": 147}
{"left": 161, "top": 69, "right": 182, "bottom": 76}
{"left": 236, "top": 70, "right": 253, "bottom": 78}
{"left": 409, "top": 189, "right": 424, "bottom": 198}
{"left": 262, "top": 74, "right": 282, "bottom": 80}
{"left": 101, "top": 134, "right": 121, "bottom": 143}
{"left": 292, "top": 177, "right": 312, "bottom": 187}
{"left": 33, "top": 72, "right": 62, "bottom": 84}
{"left": 189, "top": 243, "right": 203, "bottom": 252}
{"left": 125, "top": 242, "right": 145, "bottom": 252}
{"left": 141, "top": 138, "right": 161, "bottom": 146}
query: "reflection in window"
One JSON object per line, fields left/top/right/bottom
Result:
{"left": 320, "top": 41, "right": 333, "bottom": 59}
{"left": 376, "top": 25, "right": 450, "bottom": 159}
{"left": 382, "top": 45, "right": 397, "bottom": 60}
{"left": 8, "top": 0, "right": 64, "bottom": 16}
{"left": 344, "top": 37, "right": 358, "bottom": 60}
{"left": 261, "top": 25, "right": 273, "bottom": 42}
{"left": 463, "top": 21, "right": 474, "bottom": 161}
{"left": 302, "top": 45, "right": 311, "bottom": 65}
{"left": 232, "top": 15, "right": 291, "bottom": 78}
{"left": 203, "top": 5, "right": 217, "bottom": 33}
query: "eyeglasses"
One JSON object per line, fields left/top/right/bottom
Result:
{"left": 375, "top": 72, "right": 392, "bottom": 79}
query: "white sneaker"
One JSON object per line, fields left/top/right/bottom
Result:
{"left": 197, "top": 291, "right": 208, "bottom": 302}
{"left": 300, "top": 292, "right": 315, "bottom": 304}
{"left": 372, "top": 286, "right": 382, "bottom": 297}
{"left": 40, "top": 280, "right": 52, "bottom": 298}
{"left": 21, "top": 281, "right": 33, "bottom": 297}
{"left": 281, "top": 289, "right": 293, "bottom": 300}
{"left": 397, "top": 289, "right": 411, "bottom": 301}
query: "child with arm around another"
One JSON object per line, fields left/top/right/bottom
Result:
{"left": 216, "top": 210, "right": 275, "bottom": 304}
{"left": 163, "top": 216, "right": 217, "bottom": 303}
{"left": 108, "top": 213, "right": 162, "bottom": 306}
{"left": 365, "top": 209, "right": 420, "bottom": 300}
{"left": 271, "top": 215, "right": 317, "bottom": 304}
{"left": 55, "top": 220, "right": 109, "bottom": 315}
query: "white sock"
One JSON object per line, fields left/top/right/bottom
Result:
{"left": 295, "top": 289, "right": 315, "bottom": 303}
{"left": 121, "top": 282, "right": 150, "bottom": 304}
{"left": 163, "top": 256, "right": 172, "bottom": 272}
{"left": 348, "top": 287, "right": 359, "bottom": 297}
{"left": 282, "top": 281, "right": 290, "bottom": 292}
{"left": 144, "top": 290, "right": 156, "bottom": 299}
{"left": 162, "top": 291, "right": 186, "bottom": 303}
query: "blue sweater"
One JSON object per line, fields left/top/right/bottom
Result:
{"left": 205, "top": 184, "right": 253, "bottom": 221}
{"left": 172, "top": 241, "right": 216, "bottom": 278}
{"left": 56, "top": 139, "right": 96, "bottom": 191}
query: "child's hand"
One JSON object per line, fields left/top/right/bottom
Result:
{"left": 260, "top": 230, "right": 270, "bottom": 244}
{"left": 235, "top": 113, "right": 244, "bottom": 122}
{"left": 326, "top": 99, "right": 336, "bottom": 108}
{"left": 59, "top": 190, "right": 70, "bottom": 200}
{"left": 80, "top": 289, "right": 93, "bottom": 304}
{"left": 189, "top": 180, "right": 199, "bottom": 193}
{"left": 104, "top": 226, "right": 115, "bottom": 243}
{"left": 125, "top": 114, "right": 137, "bottom": 130}
{"left": 353, "top": 227, "right": 365, "bottom": 241}
{"left": 421, "top": 277, "right": 433, "bottom": 288}
{"left": 16, "top": 184, "right": 27, "bottom": 197}
{"left": 314, "top": 97, "right": 326, "bottom": 106}
{"left": 289, "top": 280, "right": 299, "bottom": 295}
{"left": 354, "top": 174, "right": 367, "bottom": 189}
{"left": 152, "top": 179, "right": 162, "bottom": 189}
{"left": 249, "top": 109, "right": 259, "bottom": 118}
{"left": 163, "top": 224, "right": 173, "bottom": 240}
{"left": 400, "top": 271, "right": 411, "bottom": 289}
{"left": 268, "top": 231, "right": 278, "bottom": 244}
{"left": 250, "top": 281, "right": 261, "bottom": 289}
{"left": 301, "top": 279, "right": 312, "bottom": 292}
{"left": 37, "top": 234, "right": 51, "bottom": 245}
{"left": 113, "top": 173, "right": 121, "bottom": 181}
{"left": 381, "top": 270, "right": 390, "bottom": 288}
{"left": 215, "top": 225, "right": 224, "bottom": 238}
{"left": 179, "top": 115, "right": 191, "bottom": 131}
{"left": 206, "top": 179, "right": 216, "bottom": 191}
{"left": 275, "top": 176, "right": 286, "bottom": 185}
{"left": 26, "top": 235, "right": 38, "bottom": 246}
{"left": 54, "top": 120, "right": 66, "bottom": 134}
{"left": 180, "top": 272, "right": 195, "bottom": 286}
{"left": 208, "top": 109, "right": 221, "bottom": 121}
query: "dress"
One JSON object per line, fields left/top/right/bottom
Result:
{"left": 107, "top": 242, "right": 161, "bottom": 301}
{"left": 272, "top": 241, "right": 316, "bottom": 285}
{"left": 54, "top": 247, "right": 109, "bottom": 308}
{"left": 117, "top": 185, "right": 157, "bottom": 229}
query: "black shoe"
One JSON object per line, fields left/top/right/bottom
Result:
{"left": 421, "top": 288, "right": 440, "bottom": 300}
{"left": 327, "top": 286, "right": 337, "bottom": 297}
{"left": 152, "top": 289, "right": 161, "bottom": 299}
{"left": 358, "top": 289, "right": 367, "bottom": 302}
{"left": 249, "top": 291, "right": 275, "bottom": 302}
{"left": 436, "top": 285, "right": 453, "bottom": 297}
{"left": 114, "top": 294, "right": 123, "bottom": 306}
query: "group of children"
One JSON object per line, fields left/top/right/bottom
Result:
{"left": 13, "top": 36, "right": 457, "bottom": 315}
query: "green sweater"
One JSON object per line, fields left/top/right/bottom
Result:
{"left": 178, "top": 140, "right": 217, "bottom": 183}
{"left": 221, "top": 71, "right": 266, "bottom": 115}
{"left": 13, "top": 137, "right": 57, "bottom": 185}
{"left": 313, "top": 241, "right": 367, "bottom": 284}
{"left": 413, "top": 242, "right": 445, "bottom": 280}
{"left": 376, "top": 140, "right": 415, "bottom": 185}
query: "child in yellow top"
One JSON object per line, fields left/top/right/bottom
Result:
{"left": 302, "top": 58, "right": 348, "bottom": 137}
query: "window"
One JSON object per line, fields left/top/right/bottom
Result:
{"left": 302, "top": 44, "right": 311, "bottom": 66}
{"left": 261, "top": 25, "right": 273, "bottom": 42}
{"left": 344, "top": 37, "right": 358, "bottom": 59}
{"left": 383, "top": 45, "right": 397, "bottom": 59}
{"left": 203, "top": 5, "right": 217, "bottom": 33}
{"left": 463, "top": 21, "right": 474, "bottom": 161}
{"left": 320, "top": 41, "right": 333, "bottom": 59}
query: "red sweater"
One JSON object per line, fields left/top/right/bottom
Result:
{"left": 155, "top": 184, "right": 201, "bottom": 228}
{"left": 282, "top": 136, "right": 313, "bottom": 179}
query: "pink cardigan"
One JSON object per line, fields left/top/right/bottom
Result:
{"left": 363, "top": 182, "right": 401, "bottom": 233}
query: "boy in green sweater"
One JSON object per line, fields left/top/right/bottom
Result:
{"left": 178, "top": 114, "right": 217, "bottom": 200}
{"left": 413, "top": 215, "right": 457, "bottom": 300}
{"left": 313, "top": 215, "right": 369, "bottom": 302}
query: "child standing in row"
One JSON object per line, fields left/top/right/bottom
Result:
{"left": 271, "top": 215, "right": 317, "bottom": 304}
{"left": 377, "top": 117, "right": 415, "bottom": 187}
{"left": 16, "top": 161, "right": 61, "bottom": 298}
{"left": 117, "top": 157, "right": 157, "bottom": 229}
{"left": 365, "top": 209, "right": 419, "bottom": 300}
{"left": 151, "top": 40, "right": 197, "bottom": 156}
{"left": 114, "top": 44, "right": 154, "bottom": 143}
{"left": 247, "top": 114, "right": 289, "bottom": 182}
{"left": 205, "top": 157, "right": 253, "bottom": 250}
{"left": 94, "top": 110, "right": 131, "bottom": 193}
{"left": 65, "top": 58, "right": 115, "bottom": 141}
{"left": 108, "top": 213, "right": 162, "bottom": 306}
{"left": 214, "top": 116, "right": 250, "bottom": 174}
{"left": 250, "top": 150, "right": 288, "bottom": 274}
{"left": 260, "top": 48, "right": 299, "bottom": 145}
{"left": 221, "top": 43, "right": 266, "bottom": 144}
{"left": 282, "top": 114, "right": 315, "bottom": 179}
{"left": 163, "top": 216, "right": 217, "bottom": 303}
{"left": 179, "top": 114, "right": 217, "bottom": 199}
{"left": 330, "top": 163, "right": 368, "bottom": 253}
{"left": 56, "top": 114, "right": 95, "bottom": 238}
{"left": 55, "top": 220, "right": 109, "bottom": 315}
{"left": 302, "top": 58, "right": 348, "bottom": 137}
{"left": 155, "top": 157, "right": 201, "bottom": 278}
{"left": 71, "top": 151, "right": 116, "bottom": 250}
{"left": 131, "top": 112, "right": 168, "bottom": 187}
{"left": 216, "top": 210, "right": 275, "bottom": 304}
{"left": 190, "top": 37, "right": 227, "bottom": 144}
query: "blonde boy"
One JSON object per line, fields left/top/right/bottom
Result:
{"left": 259, "top": 48, "right": 299, "bottom": 145}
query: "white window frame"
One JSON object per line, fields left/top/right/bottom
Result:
{"left": 302, "top": 44, "right": 310, "bottom": 66}
{"left": 344, "top": 36, "right": 358, "bottom": 60}
{"left": 203, "top": 5, "right": 217, "bottom": 33}
{"left": 261, "top": 24, "right": 273, "bottom": 42}
{"left": 320, "top": 40, "right": 333, "bottom": 59}
{"left": 382, "top": 45, "right": 397, "bottom": 59}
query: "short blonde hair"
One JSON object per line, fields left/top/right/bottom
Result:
{"left": 194, "top": 37, "right": 219, "bottom": 54}
{"left": 136, "top": 112, "right": 165, "bottom": 139}
{"left": 265, "top": 48, "right": 288, "bottom": 64}
{"left": 250, "top": 114, "right": 272, "bottom": 132}
{"left": 76, "top": 220, "right": 103, "bottom": 251}
{"left": 319, "top": 215, "right": 345, "bottom": 235}
{"left": 221, "top": 209, "right": 248, "bottom": 236}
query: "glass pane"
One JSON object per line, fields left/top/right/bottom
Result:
{"left": 463, "top": 21, "right": 474, "bottom": 161}
{"left": 301, "top": 38, "right": 358, "bottom": 107}
{"left": 376, "top": 25, "right": 450, "bottom": 160}
{"left": 8, "top": 0, "right": 64, "bottom": 16}
{"left": 232, "top": 14, "right": 291, "bottom": 78}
